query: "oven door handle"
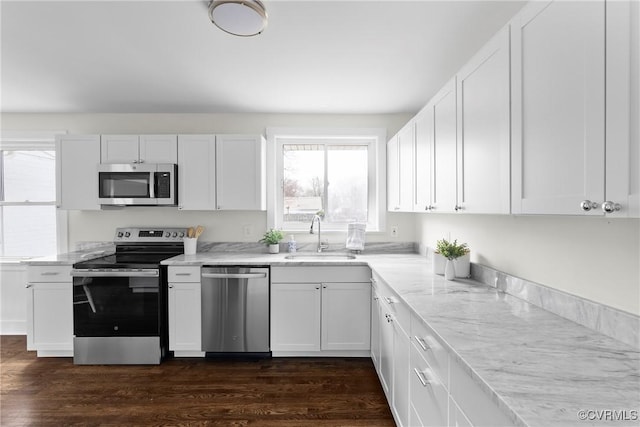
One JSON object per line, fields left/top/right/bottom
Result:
{"left": 71, "top": 269, "right": 159, "bottom": 278}
{"left": 201, "top": 272, "right": 267, "bottom": 279}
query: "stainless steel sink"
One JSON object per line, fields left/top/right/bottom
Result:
{"left": 285, "top": 253, "right": 357, "bottom": 260}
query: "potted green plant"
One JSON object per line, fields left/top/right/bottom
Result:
{"left": 260, "top": 228, "right": 284, "bottom": 254}
{"left": 435, "top": 239, "right": 470, "bottom": 280}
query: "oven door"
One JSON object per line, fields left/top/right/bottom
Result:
{"left": 71, "top": 269, "right": 161, "bottom": 337}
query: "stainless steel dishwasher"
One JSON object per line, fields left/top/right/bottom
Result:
{"left": 200, "top": 266, "right": 270, "bottom": 356}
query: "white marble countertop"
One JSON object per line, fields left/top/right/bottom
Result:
{"left": 21, "top": 245, "right": 115, "bottom": 266}
{"left": 23, "top": 248, "right": 640, "bottom": 426}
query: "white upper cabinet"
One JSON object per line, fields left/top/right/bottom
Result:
{"left": 413, "top": 106, "right": 433, "bottom": 212}
{"left": 387, "top": 134, "right": 400, "bottom": 211}
{"left": 431, "top": 78, "right": 458, "bottom": 214}
{"left": 56, "top": 134, "right": 100, "bottom": 210}
{"left": 101, "top": 134, "right": 177, "bottom": 164}
{"left": 177, "top": 134, "right": 217, "bottom": 210}
{"left": 177, "top": 134, "right": 266, "bottom": 211}
{"left": 456, "top": 26, "right": 511, "bottom": 214}
{"left": 216, "top": 134, "right": 266, "bottom": 211}
{"left": 511, "top": 0, "right": 606, "bottom": 215}
{"left": 388, "top": 120, "right": 415, "bottom": 212}
{"left": 604, "top": 0, "right": 639, "bottom": 217}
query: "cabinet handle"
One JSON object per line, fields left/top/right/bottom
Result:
{"left": 414, "top": 336, "right": 430, "bottom": 351}
{"left": 580, "top": 200, "right": 599, "bottom": 211}
{"left": 174, "top": 273, "right": 192, "bottom": 276}
{"left": 132, "top": 160, "right": 139, "bottom": 164}
{"left": 139, "top": 159, "right": 144, "bottom": 163}
{"left": 384, "top": 296, "right": 398, "bottom": 304}
{"left": 454, "top": 205, "right": 464, "bottom": 212}
{"left": 385, "top": 313, "right": 393, "bottom": 323}
{"left": 25, "top": 283, "right": 32, "bottom": 288}
{"left": 425, "top": 205, "right": 434, "bottom": 211}
{"left": 602, "top": 201, "right": 622, "bottom": 214}
{"left": 413, "top": 368, "right": 438, "bottom": 387}
{"left": 315, "top": 286, "right": 320, "bottom": 290}
{"left": 41, "top": 272, "right": 60, "bottom": 276}
{"left": 168, "top": 284, "right": 174, "bottom": 288}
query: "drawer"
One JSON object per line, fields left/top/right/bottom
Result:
{"left": 449, "top": 357, "right": 513, "bottom": 427}
{"left": 409, "top": 343, "right": 449, "bottom": 426}
{"left": 168, "top": 266, "right": 201, "bottom": 282}
{"left": 27, "top": 265, "right": 72, "bottom": 283}
{"left": 271, "top": 266, "right": 371, "bottom": 283}
{"left": 372, "top": 273, "right": 410, "bottom": 330}
{"left": 410, "top": 314, "right": 449, "bottom": 388}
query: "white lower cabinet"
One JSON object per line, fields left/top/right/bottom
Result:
{"left": 26, "top": 265, "right": 73, "bottom": 356}
{"left": 167, "top": 266, "right": 204, "bottom": 357}
{"left": 270, "top": 266, "right": 371, "bottom": 356}
{"left": 410, "top": 343, "right": 449, "bottom": 427}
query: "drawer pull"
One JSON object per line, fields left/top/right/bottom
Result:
{"left": 414, "top": 368, "right": 438, "bottom": 387}
{"left": 415, "top": 336, "right": 430, "bottom": 351}
{"left": 41, "top": 272, "right": 60, "bottom": 276}
{"left": 174, "top": 273, "right": 192, "bottom": 276}
{"left": 384, "top": 296, "right": 398, "bottom": 304}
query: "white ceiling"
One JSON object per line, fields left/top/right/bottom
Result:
{"left": 1, "top": 0, "right": 525, "bottom": 115}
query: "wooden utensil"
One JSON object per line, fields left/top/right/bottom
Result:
{"left": 194, "top": 225, "right": 204, "bottom": 238}
{"left": 187, "top": 227, "right": 194, "bottom": 238}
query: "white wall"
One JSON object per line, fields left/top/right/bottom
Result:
{"left": 2, "top": 113, "right": 416, "bottom": 248}
{"left": 416, "top": 214, "right": 640, "bottom": 316}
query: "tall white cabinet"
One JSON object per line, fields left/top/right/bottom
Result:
{"left": 56, "top": 134, "right": 101, "bottom": 210}
{"left": 511, "top": 0, "right": 606, "bottom": 215}
{"left": 456, "top": 27, "right": 511, "bottom": 214}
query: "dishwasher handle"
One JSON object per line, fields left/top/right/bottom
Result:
{"left": 201, "top": 272, "right": 267, "bottom": 280}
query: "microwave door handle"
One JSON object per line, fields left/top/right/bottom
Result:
{"left": 150, "top": 172, "right": 156, "bottom": 199}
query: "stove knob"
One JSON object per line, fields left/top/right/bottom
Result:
{"left": 117, "top": 232, "right": 123, "bottom": 238}
{"left": 179, "top": 231, "right": 185, "bottom": 237}
{"left": 124, "top": 232, "right": 131, "bottom": 238}
{"left": 164, "top": 231, "right": 171, "bottom": 238}
{"left": 172, "top": 232, "right": 178, "bottom": 237}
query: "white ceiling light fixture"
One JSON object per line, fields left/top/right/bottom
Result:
{"left": 208, "top": 0, "right": 268, "bottom": 37}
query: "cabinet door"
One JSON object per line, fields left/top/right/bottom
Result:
{"left": 321, "top": 283, "right": 371, "bottom": 351}
{"left": 56, "top": 135, "right": 100, "bottom": 210}
{"left": 378, "top": 298, "right": 394, "bottom": 398}
{"left": 431, "top": 78, "right": 457, "bottom": 213}
{"left": 370, "top": 287, "right": 381, "bottom": 369}
{"left": 392, "top": 320, "right": 410, "bottom": 427}
{"left": 414, "top": 106, "right": 433, "bottom": 212}
{"left": 177, "top": 135, "right": 216, "bottom": 210}
{"left": 511, "top": 0, "right": 605, "bottom": 215}
{"left": 456, "top": 27, "right": 510, "bottom": 214}
{"left": 100, "top": 135, "right": 139, "bottom": 164}
{"left": 271, "top": 283, "right": 321, "bottom": 352}
{"left": 139, "top": 135, "right": 177, "bottom": 164}
{"left": 410, "top": 343, "right": 449, "bottom": 427}
{"left": 168, "top": 282, "right": 202, "bottom": 354}
{"left": 387, "top": 135, "right": 400, "bottom": 211}
{"left": 216, "top": 135, "right": 266, "bottom": 210}
{"left": 605, "top": 0, "right": 639, "bottom": 218}
{"left": 26, "top": 282, "right": 73, "bottom": 353}
{"left": 398, "top": 122, "right": 415, "bottom": 212}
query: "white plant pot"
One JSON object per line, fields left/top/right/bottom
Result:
{"left": 444, "top": 259, "right": 456, "bottom": 281}
{"left": 433, "top": 252, "right": 447, "bottom": 275}
{"left": 268, "top": 244, "right": 280, "bottom": 254}
{"left": 453, "top": 253, "right": 471, "bottom": 278}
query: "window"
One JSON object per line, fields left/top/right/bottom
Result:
{"left": 268, "top": 128, "right": 386, "bottom": 232}
{"left": 0, "top": 133, "right": 65, "bottom": 259}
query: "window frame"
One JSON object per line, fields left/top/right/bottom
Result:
{"left": 267, "top": 127, "right": 387, "bottom": 233}
{"left": 0, "top": 131, "right": 68, "bottom": 260}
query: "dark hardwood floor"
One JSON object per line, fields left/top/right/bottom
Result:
{"left": 0, "top": 336, "right": 394, "bottom": 426}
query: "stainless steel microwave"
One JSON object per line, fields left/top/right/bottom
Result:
{"left": 98, "top": 163, "right": 177, "bottom": 206}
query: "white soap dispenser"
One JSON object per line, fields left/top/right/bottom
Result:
{"left": 287, "top": 235, "right": 297, "bottom": 253}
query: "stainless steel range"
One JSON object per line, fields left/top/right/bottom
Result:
{"left": 71, "top": 227, "right": 186, "bottom": 365}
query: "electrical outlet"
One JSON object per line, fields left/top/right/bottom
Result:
{"left": 391, "top": 225, "right": 398, "bottom": 237}
{"left": 243, "top": 224, "right": 253, "bottom": 237}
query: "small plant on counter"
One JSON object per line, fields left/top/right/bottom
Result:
{"left": 259, "top": 228, "right": 284, "bottom": 245}
{"left": 435, "top": 238, "right": 469, "bottom": 260}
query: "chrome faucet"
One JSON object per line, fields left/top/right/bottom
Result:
{"left": 310, "top": 214, "right": 329, "bottom": 252}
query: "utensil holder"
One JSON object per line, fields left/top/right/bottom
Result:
{"left": 184, "top": 237, "right": 198, "bottom": 255}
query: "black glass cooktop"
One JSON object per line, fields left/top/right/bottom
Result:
{"left": 73, "top": 245, "right": 183, "bottom": 270}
